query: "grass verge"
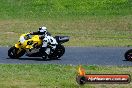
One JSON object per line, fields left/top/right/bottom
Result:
{"left": 0, "top": 15, "right": 132, "bottom": 47}
{"left": 0, "top": 0, "right": 132, "bottom": 47}
{"left": 0, "top": 64, "right": 132, "bottom": 88}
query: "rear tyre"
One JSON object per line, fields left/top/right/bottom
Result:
{"left": 48, "top": 45, "right": 65, "bottom": 59}
{"left": 8, "top": 46, "right": 25, "bottom": 59}
{"left": 124, "top": 49, "right": 132, "bottom": 61}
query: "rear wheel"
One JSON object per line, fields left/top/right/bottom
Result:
{"left": 8, "top": 46, "right": 25, "bottom": 59}
{"left": 48, "top": 45, "right": 65, "bottom": 59}
{"left": 124, "top": 49, "right": 132, "bottom": 61}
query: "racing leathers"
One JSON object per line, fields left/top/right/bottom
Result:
{"left": 30, "top": 30, "right": 58, "bottom": 55}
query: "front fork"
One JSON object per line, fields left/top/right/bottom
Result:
{"left": 15, "top": 42, "right": 24, "bottom": 54}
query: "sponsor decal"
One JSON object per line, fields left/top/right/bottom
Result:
{"left": 76, "top": 65, "right": 131, "bottom": 85}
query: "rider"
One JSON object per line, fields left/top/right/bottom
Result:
{"left": 30, "top": 26, "right": 58, "bottom": 56}
{"left": 30, "top": 26, "right": 51, "bottom": 36}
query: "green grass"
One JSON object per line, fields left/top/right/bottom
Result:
{"left": 0, "top": 0, "right": 132, "bottom": 46}
{"left": 0, "top": 64, "right": 131, "bottom": 88}
{"left": 0, "top": 0, "right": 131, "bottom": 19}
{"left": 0, "top": 16, "right": 132, "bottom": 47}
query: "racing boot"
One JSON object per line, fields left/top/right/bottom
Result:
{"left": 40, "top": 47, "right": 48, "bottom": 59}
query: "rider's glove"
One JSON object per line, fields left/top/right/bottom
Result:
{"left": 29, "top": 32, "right": 33, "bottom": 35}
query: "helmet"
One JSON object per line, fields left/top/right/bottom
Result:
{"left": 39, "top": 26, "right": 47, "bottom": 30}
{"left": 39, "top": 26, "right": 47, "bottom": 34}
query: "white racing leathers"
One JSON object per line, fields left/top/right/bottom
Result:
{"left": 42, "top": 35, "right": 58, "bottom": 55}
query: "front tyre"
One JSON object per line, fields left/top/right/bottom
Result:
{"left": 124, "top": 49, "right": 132, "bottom": 61}
{"left": 8, "top": 46, "right": 25, "bottom": 59}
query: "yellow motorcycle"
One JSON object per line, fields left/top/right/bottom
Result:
{"left": 8, "top": 33, "right": 69, "bottom": 60}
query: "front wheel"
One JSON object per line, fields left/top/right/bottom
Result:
{"left": 124, "top": 49, "right": 132, "bottom": 61}
{"left": 8, "top": 46, "right": 25, "bottom": 59}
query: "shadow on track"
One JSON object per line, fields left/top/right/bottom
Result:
{"left": 6, "top": 57, "right": 61, "bottom": 61}
{"left": 122, "top": 60, "right": 132, "bottom": 62}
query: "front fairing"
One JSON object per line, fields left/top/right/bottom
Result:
{"left": 15, "top": 33, "right": 42, "bottom": 50}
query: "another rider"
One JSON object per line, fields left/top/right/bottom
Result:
{"left": 30, "top": 26, "right": 58, "bottom": 56}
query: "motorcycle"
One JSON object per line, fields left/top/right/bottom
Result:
{"left": 124, "top": 49, "right": 132, "bottom": 61}
{"left": 8, "top": 33, "right": 69, "bottom": 60}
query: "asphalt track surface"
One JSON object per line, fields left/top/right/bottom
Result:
{"left": 0, "top": 47, "right": 132, "bottom": 66}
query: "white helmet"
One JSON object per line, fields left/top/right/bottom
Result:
{"left": 41, "top": 26, "right": 47, "bottom": 30}
{"left": 39, "top": 26, "right": 47, "bottom": 30}
{"left": 39, "top": 26, "right": 47, "bottom": 34}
